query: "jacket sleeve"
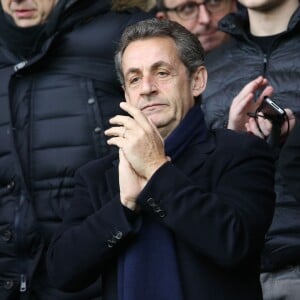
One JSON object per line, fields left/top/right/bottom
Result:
{"left": 278, "top": 122, "right": 300, "bottom": 202}
{"left": 136, "top": 134, "right": 275, "bottom": 267}
{"left": 46, "top": 166, "right": 142, "bottom": 292}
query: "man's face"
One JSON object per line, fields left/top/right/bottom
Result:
{"left": 121, "top": 37, "right": 207, "bottom": 138}
{"left": 1, "top": 0, "right": 58, "bottom": 27}
{"left": 157, "top": 0, "right": 237, "bottom": 52}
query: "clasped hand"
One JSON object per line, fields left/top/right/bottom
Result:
{"left": 104, "top": 102, "right": 169, "bottom": 211}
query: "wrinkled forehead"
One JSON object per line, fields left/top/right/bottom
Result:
{"left": 122, "top": 37, "right": 179, "bottom": 66}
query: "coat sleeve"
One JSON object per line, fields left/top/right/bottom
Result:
{"left": 278, "top": 122, "right": 300, "bottom": 202}
{"left": 46, "top": 164, "right": 142, "bottom": 292}
{"left": 136, "top": 133, "right": 275, "bottom": 267}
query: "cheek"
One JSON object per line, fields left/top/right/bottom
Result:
{"left": 2, "top": 1, "right": 10, "bottom": 12}
{"left": 180, "top": 20, "right": 196, "bottom": 32}
{"left": 212, "top": 12, "right": 228, "bottom": 24}
{"left": 124, "top": 90, "right": 137, "bottom": 105}
{"left": 41, "top": 1, "right": 55, "bottom": 18}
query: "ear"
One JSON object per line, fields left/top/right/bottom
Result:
{"left": 156, "top": 11, "right": 167, "bottom": 19}
{"left": 191, "top": 66, "right": 207, "bottom": 97}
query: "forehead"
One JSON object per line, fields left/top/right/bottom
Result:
{"left": 163, "top": 0, "right": 202, "bottom": 6}
{"left": 122, "top": 37, "right": 180, "bottom": 70}
{"left": 164, "top": 0, "right": 188, "bottom": 6}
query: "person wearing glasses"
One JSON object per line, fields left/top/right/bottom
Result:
{"left": 155, "top": 0, "right": 237, "bottom": 52}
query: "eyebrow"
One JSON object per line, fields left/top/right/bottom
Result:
{"left": 124, "top": 60, "right": 174, "bottom": 78}
{"left": 124, "top": 68, "right": 140, "bottom": 79}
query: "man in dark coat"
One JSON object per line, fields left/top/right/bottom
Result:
{"left": 47, "top": 18, "right": 275, "bottom": 300}
{"left": 0, "top": 0, "right": 151, "bottom": 299}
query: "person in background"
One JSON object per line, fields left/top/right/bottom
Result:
{"left": 202, "top": 0, "right": 300, "bottom": 299}
{"left": 155, "top": 0, "right": 237, "bottom": 52}
{"left": 0, "top": 0, "right": 151, "bottom": 299}
{"left": 47, "top": 18, "right": 275, "bottom": 300}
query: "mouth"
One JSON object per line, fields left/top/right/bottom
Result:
{"left": 14, "top": 9, "right": 36, "bottom": 18}
{"left": 141, "top": 103, "right": 167, "bottom": 113}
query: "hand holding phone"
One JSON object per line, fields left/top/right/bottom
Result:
{"left": 256, "top": 97, "right": 286, "bottom": 126}
{"left": 256, "top": 97, "right": 286, "bottom": 149}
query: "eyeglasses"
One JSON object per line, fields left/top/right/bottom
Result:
{"left": 162, "top": 0, "right": 230, "bottom": 20}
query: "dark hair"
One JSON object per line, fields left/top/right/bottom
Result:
{"left": 114, "top": 18, "right": 205, "bottom": 85}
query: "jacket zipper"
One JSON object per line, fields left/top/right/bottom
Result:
{"left": 263, "top": 54, "right": 268, "bottom": 75}
{"left": 14, "top": 193, "right": 27, "bottom": 292}
{"left": 20, "top": 274, "right": 27, "bottom": 292}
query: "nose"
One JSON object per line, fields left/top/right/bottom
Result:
{"left": 140, "top": 76, "right": 157, "bottom": 96}
{"left": 197, "top": 4, "right": 211, "bottom": 24}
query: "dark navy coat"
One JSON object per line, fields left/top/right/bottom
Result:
{"left": 48, "top": 129, "right": 275, "bottom": 300}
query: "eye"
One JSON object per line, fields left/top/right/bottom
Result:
{"left": 206, "top": 0, "right": 223, "bottom": 8}
{"left": 127, "top": 76, "right": 141, "bottom": 86}
{"left": 177, "top": 2, "right": 198, "bottom": 17}
{"left": 156, "top": 68, "right": 171, "bottom": 78}
{"left": 157, "top": 71, "right": 168, "bottom": 77}
{"left": 207, "top": 0, "right": 222, "bottom": 4}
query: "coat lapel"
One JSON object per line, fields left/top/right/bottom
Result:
{"left": 175, "top": 134, "right": 216, "bottom": 172}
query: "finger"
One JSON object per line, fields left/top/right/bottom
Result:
{"left": 281, "top": 108, "right": 296, "bottom": 134}
{"left": 232, "top": 92, "right": 254, "bottom": 109}
{"left": 255, "top": 86, "right": 274, "bottom": 108}
{"left": 234, "top": 76, "right": 265, "bottom": 100}
{"left": 120, "top": 102, "right": 153, "bottom": 131}
{"left": 105, "top": 126, "right": 126, "bottom": 138}
{"left": 108, "top": 114, "right": 137, "bottom": 128}
{"left": 246, "top": 117, "right": 267, "bottom": 139}
{"left": 245, "top": 122, "right": 251, "bottom": 133}
{"left": 104, "top": 126, "right": 129, "bottom": 139}
{"left": 284, "top": 108, "right": 294, "bottom": 119}
{"left": 231, "top": 76, "right": 267, "bottom": 111}
{"left": 257, "top": 116, "right": 272, "bottom": 135}
{"left": 107, "top": 136, "right": 126, "bottom": 148}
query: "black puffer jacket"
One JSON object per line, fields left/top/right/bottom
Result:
{"left": 202, "top": 7, "right": 300, "bottom": 272}
{"left": 0, "top": 0, "right": 151, "bottom": 299}
{"left": 203, "top": 8, "right": 300, "bottom": 127}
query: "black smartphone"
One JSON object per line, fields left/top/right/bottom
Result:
{"left": 256, "top": 97, "right": 286, "bottom": 126}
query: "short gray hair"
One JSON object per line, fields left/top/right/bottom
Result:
{"left": 115, "top": 18, "right": 205, "bottom": 85}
